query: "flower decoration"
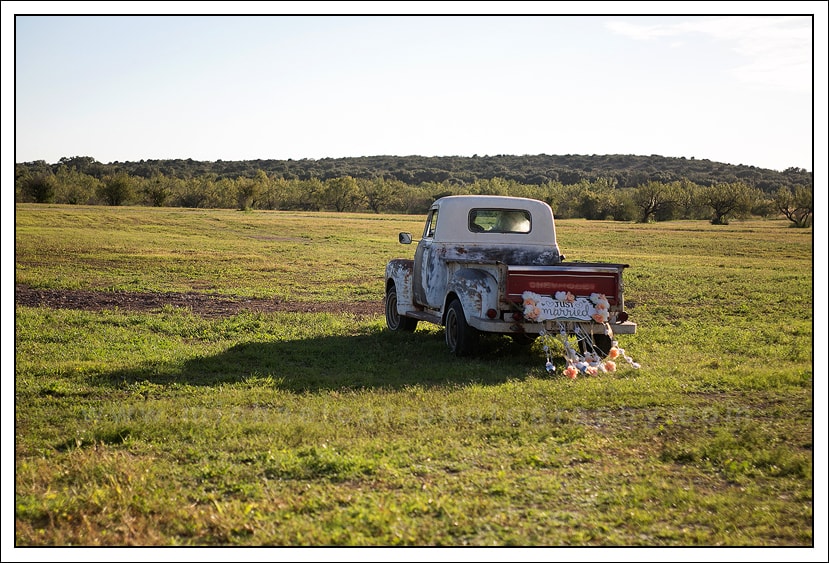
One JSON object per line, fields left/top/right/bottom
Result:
{"left": 536, "top": 319, "right": 640, "bottom": 380}
{"left": 529, "top": 291, "right": 639, "bottom": 378}
{"left": 523, "top": 301, "right": 541, "bottom": 321}
{"left": 589, "top": 293, "right": 607, "bottom": 305}
{"left": 589, "top": 293, "right": 610, "bottom": 323}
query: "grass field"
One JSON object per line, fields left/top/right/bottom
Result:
{"left": 12, "top": 204, "right": 815, "bottom": 547}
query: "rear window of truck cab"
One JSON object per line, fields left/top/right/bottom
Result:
{"left": 468, "top": 209, "right": 531, "bottom": 234}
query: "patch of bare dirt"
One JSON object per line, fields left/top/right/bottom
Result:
{"left": 15, "top": 284, "right": 383, "bottom": 318}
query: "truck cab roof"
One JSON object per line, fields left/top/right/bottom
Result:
{"left": 428, "top": 195, "right": 558, "bottom": 247}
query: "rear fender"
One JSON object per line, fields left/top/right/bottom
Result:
{"left": 444, "top": 267, "right": 499, "bottom": 323}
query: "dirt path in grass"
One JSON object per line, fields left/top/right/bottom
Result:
{"left": 15, "top": 284, "right": 384, "bottom": 318}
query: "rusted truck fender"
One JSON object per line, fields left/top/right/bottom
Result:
{"left": 443, "top": 265, "right": 501, "bottom": 325}
{"left": 385, "top": 258, "right": 415, "bottom": 313}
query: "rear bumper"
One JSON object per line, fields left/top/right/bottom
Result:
{"left": 468, "top": 317, "right": 637, "bottom": 335}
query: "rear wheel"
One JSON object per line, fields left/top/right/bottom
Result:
{"left": 445, "top": 299, "right": 478, "bottom": 356}
{"left": 385, "top": 284, "right": 418, "bottom": 332}
{"left": 511, "top": 333, "right": 538, "bottom": 347}
{"left": 579, "top": 333, "right": 613, "bottom": 357}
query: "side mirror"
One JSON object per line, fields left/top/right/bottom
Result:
{"left": 398, "top": 232, "right": 413, "bottom": 245}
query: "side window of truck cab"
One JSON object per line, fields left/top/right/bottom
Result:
{"left": 423, "top": 209, "right": 439, "bottom": 239}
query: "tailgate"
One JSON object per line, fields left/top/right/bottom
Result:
{"left": 506, "top": 263, "right": 627, "bottom": 305}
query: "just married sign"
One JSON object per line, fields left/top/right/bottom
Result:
{"left": 521, "top": 290, "right": 610, "bottom": 323}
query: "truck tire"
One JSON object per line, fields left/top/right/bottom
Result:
{"left": 512, "top": 333, "right": 538, "bottom": 347}
{"left": 385, "top": 284, "right": 418, "bottom": 332}
{"left": 579, "top": 333, "right": 613, "bottom": 357}
{"left": 445, "top": 298, "right": 478, "bottom": 356}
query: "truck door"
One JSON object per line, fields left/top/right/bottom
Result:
{"left": 413, "top": 208, "right": 447, "bottom": 309}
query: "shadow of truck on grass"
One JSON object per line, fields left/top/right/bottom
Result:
{"left": 94, "top": 330, "right": 544, "bottom": 393}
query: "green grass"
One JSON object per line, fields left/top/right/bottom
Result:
{"left": 14, "top": 204, "right": 421, "bottom": 300}
{"left": 14, "top": 204, "right": 814, "bottom": 546}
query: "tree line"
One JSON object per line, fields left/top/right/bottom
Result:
{"left": 15, "top": 154, "right": 813, "bottom": 227}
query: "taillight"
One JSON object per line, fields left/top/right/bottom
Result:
{"left": 486, "top": 308, "right": 498, "bottom": 319}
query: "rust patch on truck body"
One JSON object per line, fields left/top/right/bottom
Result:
{"left": 443, "top": 244, "right": 561, "bottom": 267}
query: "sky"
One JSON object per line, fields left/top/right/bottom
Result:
{"left": 5, "top": 3, "right": 827, "bottom": 173}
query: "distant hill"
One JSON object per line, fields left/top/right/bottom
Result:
{"left": 19, "top": 154, "right": 812, "bottom": 193}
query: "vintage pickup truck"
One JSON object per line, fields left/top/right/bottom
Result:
{"left": 384, "top": 195, "right": 636, "bottom": 358}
